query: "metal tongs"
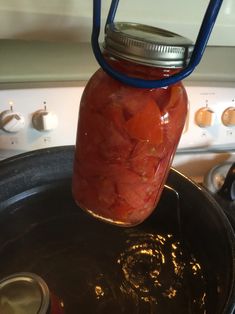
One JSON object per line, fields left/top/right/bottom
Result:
{"left": 91, "top": 0, "right": 223, "bottom": 88}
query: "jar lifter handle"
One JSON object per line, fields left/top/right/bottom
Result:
{"left": 92, "top": 0, "right": 223, "bottom": 88}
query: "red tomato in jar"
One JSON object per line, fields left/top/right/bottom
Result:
{"left": 72, "top": 59, "right": 188, "bottom": 226}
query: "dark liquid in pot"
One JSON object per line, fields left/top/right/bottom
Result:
{"left": 116, "top": 232, "right": 207, "bottom": 313}
{"left": 0, "top": 183, "right": 217, "bottom": 313}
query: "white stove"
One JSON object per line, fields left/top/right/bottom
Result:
{"left": 174, "top": 81, "right": 235, "bottom": 182}
{"left": 0, "top": 86, "right": 83, "bottom": 160}
{"left": 0, "top": 81, "right": 235, "bottom": 184}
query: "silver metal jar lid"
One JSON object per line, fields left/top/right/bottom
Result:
{"left": 103, "top": 22, "right": 194, "bottom": 68}
{"left": 0, "top": 272, "right": 50, "bottom": 314}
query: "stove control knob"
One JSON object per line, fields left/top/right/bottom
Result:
{"left": 195, "top": 107, "right": 215, "bottom": 128}
{"left": 221, "top": 107, "right": 235, "bottom": 127}
{"left": 0, "top": 110, "right": 25, "bottom": 133}
{"left": 32, "top": 109, "right": 58, "bottom": 131}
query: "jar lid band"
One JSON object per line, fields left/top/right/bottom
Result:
{"left": 103, "top": 22, "right": 193, "bottom": 69}
{"left": 92, "top": 0, "right": 223, "bottom": 88}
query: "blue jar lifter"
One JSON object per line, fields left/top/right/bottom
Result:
{"left": 91, "top": 0, "right": 224, "bottom": 88}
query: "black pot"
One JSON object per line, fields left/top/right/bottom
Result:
{"left": 0, "top": 146, "right": 234, "bottom": 314}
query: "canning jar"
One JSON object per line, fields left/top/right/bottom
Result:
{"left": 0, "top": 272, "right": 64, "bottom": 314}
{"left": 72, "top": 22, "right": 192, "bottom": 226}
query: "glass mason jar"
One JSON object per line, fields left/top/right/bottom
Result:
{"left": 0, "top": 272, "right": 64, "bottom": 314}
{"left": 72, "top": 23, "right": 192, "bottom": 226}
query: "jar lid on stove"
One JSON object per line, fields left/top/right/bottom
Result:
{"left": 103, "top": 22, "right": 194, "bottom": 68}
{"left": 0, "top": 272, "right": 50, "bottom": 314}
